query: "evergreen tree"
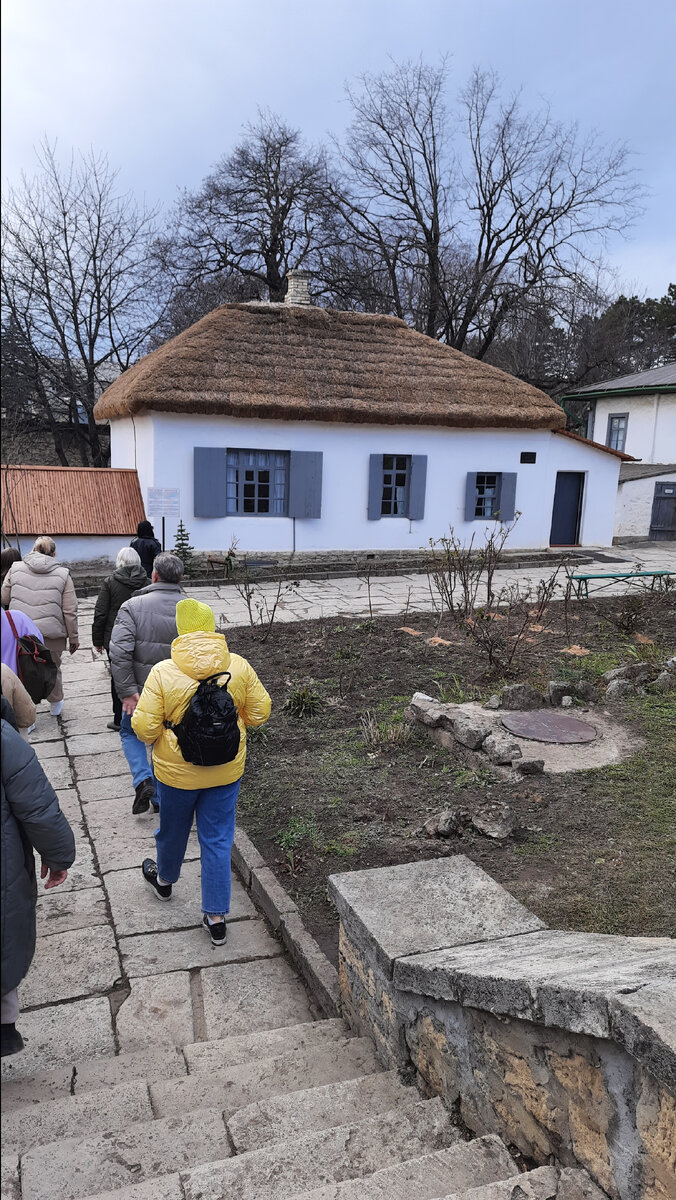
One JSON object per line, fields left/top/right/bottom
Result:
{"left": 172, "top": 520, "right": 195, "bottom": 576}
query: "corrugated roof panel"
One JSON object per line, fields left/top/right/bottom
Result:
{"left": 567, "top": 363, "right": 676, "bottom": 395}
{"left": 1, "top": 466, "right": 145, "bottom": 536}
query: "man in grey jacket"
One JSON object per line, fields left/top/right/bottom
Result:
{"left": 109, "top": 553, "right": 183, "bottom": 814}
{"left": 2, "top": 719, "right": 76, "bottom": 1056}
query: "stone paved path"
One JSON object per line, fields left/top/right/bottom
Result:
{"left": 0, "top": 643, "right": 315, "bottom": 1090}
{"left": 78, "top": 542, "right": 676, "bottom": 632}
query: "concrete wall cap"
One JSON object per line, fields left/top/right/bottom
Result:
{"left": 393, "top": 928, "right": 676, "bottom": 1090}
{"left": 328, "top": 856, "right": 545, "bottom": 979}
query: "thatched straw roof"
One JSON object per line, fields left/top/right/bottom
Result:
{"left": 94, "top": 303, "right": 565, "bottom": 431}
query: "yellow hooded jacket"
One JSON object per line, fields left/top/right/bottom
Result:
{"left": 131, "top": 630, "right": 271, "bottom": 789}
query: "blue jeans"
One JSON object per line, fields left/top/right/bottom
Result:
{"left": 154, "top": 778, "right": 240, "bottom": 915}
{"left": 119, "top": 713, "right": 154, "bottom": 788}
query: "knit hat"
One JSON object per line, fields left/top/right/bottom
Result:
{"left": 176, "top": 598, "right": 216, "bottom": 635}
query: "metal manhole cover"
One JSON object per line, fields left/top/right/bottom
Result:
{"left": 501, "top": 711, "right": 597, "bottom": 744}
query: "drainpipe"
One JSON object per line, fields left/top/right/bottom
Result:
{"left": 649, "top": 393, "right": 659, "bottom": 463}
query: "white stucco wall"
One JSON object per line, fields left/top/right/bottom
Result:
{"left": 589, "top": 393, "right": 676, "bottom": 462}
{"left": 10, "top": 536, "right": 133, "bottom": 566}
{"left": 108, "top": 413, "right": 621, "bottom": 552}
{"left": 110, "top": 415, "right": 155, "bottom": 504}
{"left": 614, "top": 472, "right": 676, "bottom": 539}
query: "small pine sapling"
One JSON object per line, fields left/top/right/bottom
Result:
{"left": 172, "top": 520, "right": 196, "bottom": 576}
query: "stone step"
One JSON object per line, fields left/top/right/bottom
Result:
{"left": 1, "top": 1045, "right": 186, "bottom": 1113}
{"left": 1, "top": 1078, "right": 152, "bottom": 1157}
{"left": 283, "top": 1135, "right": 518, "bottom": 1200}
{"left": 150, "top": 1037, "right": 382, "bottom": 1120}
{"left": 78, "top": 1180, "right": 183, "bottom": 1200}
{"left": 1, "top": 1021, "right": 349, "bottom": 1116}
{"left": 226, "top": 1069, "right": 415, "bottom": 1152}
{"left": 182, "top": 1018, "right": 349, "bottom": 1072}
{"left": 19, "top": 1106, "right": 231, "bottom": 1200}
{"left": 180, "top": 1098, "right": 457, "bottom": 1200}
{"left": 438, "top": 1165, "right": 606, "bottom": 1200}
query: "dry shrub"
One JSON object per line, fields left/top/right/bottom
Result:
{"left": 361, "top": 711, "right": 412, "bottom": 748}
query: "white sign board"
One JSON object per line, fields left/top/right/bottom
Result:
{"left": 147, "top": 488, "right": 180, "bottom": 518}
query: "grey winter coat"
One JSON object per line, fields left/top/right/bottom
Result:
{"left": 1, "top": 720, "right": 76, "bottom": 996}
{"left": 1, "top": 552, "right": 78, "bottom": 642}
{"left": 109, "top": 582, "right": 182, "bottom": 698}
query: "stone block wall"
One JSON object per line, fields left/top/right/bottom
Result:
{"left": 329, "top": 857, "right": 676, "bottom": 1200}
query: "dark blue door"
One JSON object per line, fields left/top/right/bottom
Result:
{"left": 550, "top": 472, "right": 584, "bottom": 545}
{"left": 649, "top": 481, "right": 676, "bottom": 540}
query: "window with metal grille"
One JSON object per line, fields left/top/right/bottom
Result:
{"left": 474, "top": 473, "right": 501, "bottom": 518}
{"left": 606, "top": 414, "right": 628, "bottom": 452}
{"left": 381, "top": 455, "right": 411, "bottom": 516}
{"left": 226, "top": 450, "right": 290, "bottom": 515}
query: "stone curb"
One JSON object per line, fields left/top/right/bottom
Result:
{"left": 232, "top": 825, "right": 340, "bottom": 1018}
{"left": 70, "top": 547, "right": 594, "bottom": 597}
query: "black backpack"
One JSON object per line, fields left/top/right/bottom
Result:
{"left": 166, "top": 671, "right": 240, "bottom": 767}
{"left": 5, "top": 611, "right": 58, "bottom": 703}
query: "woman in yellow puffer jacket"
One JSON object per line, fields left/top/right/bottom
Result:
{"left": 132, "top": 598, "right": 270, "bottom": 945}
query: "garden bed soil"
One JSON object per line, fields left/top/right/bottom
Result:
{"left": 229, "top": 596, "right": 676, "bottom": 966}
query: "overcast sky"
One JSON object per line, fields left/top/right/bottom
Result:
{"left": 2, "top": 0, "right": 675, "bottom": 297}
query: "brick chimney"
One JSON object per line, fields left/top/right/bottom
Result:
{"left": 285, "top": 270, "right": 311, "bottom": 305}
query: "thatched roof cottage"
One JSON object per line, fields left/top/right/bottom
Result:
{"left": 94, "top": 275, "right": 629, "bottom": 555}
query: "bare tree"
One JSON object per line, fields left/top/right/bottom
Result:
{"left": 163, "top": 112, "right": 331, "bottom": 304}
{"left": 446, "top": 69, "right": 641, "bottom": 356}
{"left": 1, "top": 142, "right": 163, "bottom": 466}
{"left": 327, "top": 58, "right": 453, "bottom": 336}
{"left": 325, "top": 61, "right": 642, "bottom": 355}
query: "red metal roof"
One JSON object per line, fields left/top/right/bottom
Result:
{"left": 1, "top": 466, "right": 145, "bottom": 536}
{"left": 555, "top": 430, "right": 635, "bottom": 461}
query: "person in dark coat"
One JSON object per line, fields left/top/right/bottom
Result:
{"left": 131, "top": 521, "right": 162, "bottom": 580}
{"left": 1, "top": 719, "right": 75, "bottom": 1056}
{"left": 92, "top": 547, "right": 149, "bottom": 731}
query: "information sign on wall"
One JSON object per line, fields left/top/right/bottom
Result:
{"left": 146, "top": 488, "right": 180, "bottom": 518}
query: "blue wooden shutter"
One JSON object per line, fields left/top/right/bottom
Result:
{"left": 498, "top": 472, "right": 517, "bottom": 522}
{"left": 288, "top": 451, "right": 323, "bottom": 518}
{"left": 194, "top": 447, "right": 227, "bottom": 517}
{"left": 464, "top": 473, "right": 478, "bottom": 521}
{"left": 408, "top": 455, "right": 427, "bottom": 520}
{"left": 367, "top": 454, "right": 383, "bottom": 520}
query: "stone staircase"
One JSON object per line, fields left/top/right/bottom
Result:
{"left": 2, "top": 998, "right": 603, "bottom": 1200}
{"left": 0, "top": 656, "right": 611, "bottom": 1200}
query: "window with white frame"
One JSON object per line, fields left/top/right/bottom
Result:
{"left": 474, "top": 473, "right": 501, "bottom": 518}
{"left": 381, "top": 454, "right": 411, "bottom": 516}
{"left": 225, "top": 450, "right": 290, "bottom": 515}
{"left": 606, "top": 413, "right": 628, "bottom": 452}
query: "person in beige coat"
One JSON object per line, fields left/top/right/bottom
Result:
{"left": 1, "top": 538, "right": 79, "bottom": 716}
{"left": 0, "top": 665, "right": 36, "bottom": 739}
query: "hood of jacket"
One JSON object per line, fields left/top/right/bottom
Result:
{"left": 113, "top": 564, "right": 148, "bottom": 588}
{"left": 22, "top": 551, "right": 62, "bottom": 574}
{"left": 134, "top": 581, "right": 183, "bottom": 599}
{"left": 170, "top": 631, "right": 231, "bottom": 681}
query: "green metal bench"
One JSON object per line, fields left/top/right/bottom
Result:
{"left": 571, "top": 570, "right": 675, "bottom": 599}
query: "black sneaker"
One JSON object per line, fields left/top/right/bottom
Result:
{"left": 1, "top": 1023, "right": 24, "bottom": 1057}
{"left": 202, "top": 914, "right": 227, "bottom": 946}
{"left": 132, "top": 779, "right": 155, "bottom": 815}
{"left": 142, "top": 859, "right": 172, "bottom": 901}
{"left": 107, "top": 720, "right": 121, "bottom": 732}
